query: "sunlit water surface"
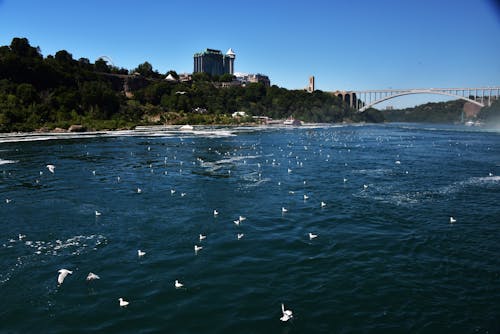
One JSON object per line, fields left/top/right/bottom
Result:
{"left": 1, "top": 123, "right": 499, "bottom": 333}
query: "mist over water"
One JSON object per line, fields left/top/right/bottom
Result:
{"left": 1, "top": 123, "right": 499, "bottom": 333}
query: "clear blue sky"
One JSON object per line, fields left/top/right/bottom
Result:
{"left": 1, "top": 0, "right": 499, "bottom": 107}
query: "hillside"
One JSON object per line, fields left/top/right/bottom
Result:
{"left": 0, "top": 37, "right": 383, "bottom": 132}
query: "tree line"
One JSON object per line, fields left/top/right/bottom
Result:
{"left": 0, "top": 37, "right": 383, "bottom": 132}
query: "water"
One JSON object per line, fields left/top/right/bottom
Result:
{"left": 1, "top": 123, "right": 499, "bottom": 333}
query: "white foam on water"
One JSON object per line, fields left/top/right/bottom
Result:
{"left": 0, "top": 159, "right": 18, "bottom": 165}
{"left": 0, "top": 234, "right": 107, "bottom": 284}
{"left": 355, "top": 175, "right": 500, "bottom": 207}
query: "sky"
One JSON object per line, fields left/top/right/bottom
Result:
{"left": 1, "top": 0, "right": 499, "bottom": 108}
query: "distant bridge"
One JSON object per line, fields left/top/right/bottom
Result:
{"left": 331, "top": 87, "right": 500, "bottom": 111}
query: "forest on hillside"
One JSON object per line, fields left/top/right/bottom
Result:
{"left": 0, "top": 37, "right": 383, "bottom": 132}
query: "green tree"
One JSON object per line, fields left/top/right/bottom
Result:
{"left": 133, "top": 61, "right": 153, "bottom": 77}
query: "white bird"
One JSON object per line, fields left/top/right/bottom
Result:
{"left": 137, "top": 249, "right": 146, "bottom": 257}
{"left": 199, "top": 234, "right": 206, "bottom": 241}
{"left": 343, "top": 178, "right": 348, "bottom": 183}
{"left": 86, "top": 272, "right": 100, "bottom": 281}
{"left": 18, "top": 234, "right": 26, "bottom": 240}
{"left": 303, "top": 194, "right": 309, "bottom": 200}
{"left": 5, "top": 198, "right": 12, "bottom": 203}
{"left": 95, "top": 210, "right": 102, "bottom": 216}
{"left": 194, "top": 245, "right": 203, "bottom": 253}
{"left": 363, "top": 184, "right": 368, "bottom": 190}
{"left": 280, "top": 303, "right": 293, "bottom": 322}
{"left": 171, "top": 189, "right": 176, "bottom": 195}
{"left": 175, "top": 280, "right": 184, "bottom": 288}
{"left": 46, "top": 164, "right": 55, "bottom": 174}
{"left": 395, "top": 160, "right": 401, "bottom": 165}
{"left": 213, "top": 209, "right": 219, "bottom": 216}
{"left": 137, "top": 187, "right": 142, "bottom": 194}
{"left": 119, "top": 298, "right": 129, "bottom": 307}
{"left": 57, "top": 269, "right": 73, "bottom": 285}
{"left": 234, "top": 219, "right": 240, "bottom": 226}
{"left": 239, "top": 216, "right": 246, "bottom": 222}
{"left": 449, "top": 216, "right": 456, "bottom": 224}
{"left": 320, "top": 201, "right": 326, "bottom": 208}
{"left": 181, "top": 192, "right": 186, "bottom": 197}
{"left": 488, "top": 172, "right": 493, "bottom": 177}
{"left": 237, "top": 233, "right": 244, "bottom": 240}
{"left": 282, "top": 207, "right": 288, "bottom": 213}
{"left": 92, "top": 170, "right": 96, "bottom": 176}
{"left": 287, "top": 168, "right": 292, "bottom": 174}
{"left": 309, "top": 232, "right": 318, "bottom": 240}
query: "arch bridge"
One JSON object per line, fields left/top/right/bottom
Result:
{"left": 333, "top": 87, "right": 500, "bottom": 111}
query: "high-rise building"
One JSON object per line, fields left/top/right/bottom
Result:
{"left": 193, "top": 48, "right": 236, "bottom": 76}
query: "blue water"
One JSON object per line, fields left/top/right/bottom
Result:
{"left": 1, "top": 123, "right": 499, "bottom": 333}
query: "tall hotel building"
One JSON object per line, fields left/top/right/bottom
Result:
{"left": 193, "top": 48, "right": 235, "bottom": 76}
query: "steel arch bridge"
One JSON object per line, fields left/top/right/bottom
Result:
{"left": 333, "top": 87, "right": 500, "bottom": 111}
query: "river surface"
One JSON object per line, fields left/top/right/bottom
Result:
{"left": 1, "top": 123, "right": 499, "bottom": 333}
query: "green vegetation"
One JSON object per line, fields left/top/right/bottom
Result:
{"left": 381, "top": 100, "right": 465, "bottom": 123}
{"left": 0, "top": 37, "right": 382, "bottom": 132}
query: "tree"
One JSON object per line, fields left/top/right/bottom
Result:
{"left": 94, "top": 58, "right": 110, "bottom": 73}
{"left": 133, "top": 61, "right": 153, "bottom": 77}
{"left": 9, "top": 37, "right": 42, "bottom": 59}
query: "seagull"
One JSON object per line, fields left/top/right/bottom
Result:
{"left": 239, "top": 216, "right": 246, "bottom": 222}
{"left": 395, "top": 160, "right": 401, "bottom": 165}
{"left": 5, "top": 198, "right": 12, "bottom": 203}
{"left": 137, "top": 249, "right": 146, "bottom": 257}
{"left": 57, "top": 269, "right": 73, "bottom": 285}
{"left": 213, "top": 209, "right": 219, "bottom": 217}
{"left": 320, "top": 201, "right": 326, "bottom": 208}
{"left": 181, "top": 192, "right": 186, "bottom": 197}
{"left": 343, "top": 178, "right": 348, "bottom": 183}
{"left": 137, "top": 187, "right": 142, "bottom": 194}
{"left": 280, "top": 303, "right": 293, "bottom": 322}
{"left": 237, "top": 233, "right": 244, "bottom": 240}
{"left": 363, "top": 184, "right": 368, "bottom": 190}
{"left": 92, "top": 170, "right": 96, "bottom": 176}
{"left": 46, "top": 164, "right": 55, "bottom": 174}
{"left": 86, "top": 272, "right": 100, "bottom": 281}
{"left": 18, "top": 234, "right": 26, "bottom": 240}
{"left": 175, "top": 280, "right": 184, "bottom": 288}
{"left": 171, "top": 189, "right": 176, "bottom": 195}
{"left": 95, "top": 210, "right": 102, "bottom": 216}
{"left": 303, "top": 194, "right": 309, "bottom": 200}
{"left": 449, "top": 216, "right": 456, "bottom": 224}
{"left": 194, "top": 245, "right": 203, "bottom": 253}
{"left": 234, "top": 219, "right": 240, "bottom": 226}
{"left": 488, "top": 172, "right": 493, "bottom": 177}
{"left": 199, "top": 234, "right": 206, "bottom": 241}
{"left": 309, "top": 232, "right": 318, "bottom": 240}
{"left": 119, "top": 298, "right": 129, "bottom": 307}
{"left": 288, "top": 168, "right": 292, "bottom": 174}
{"left": 282, "top": 207, "right": 288, "bottom": 213}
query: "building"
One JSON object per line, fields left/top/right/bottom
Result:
{"left": 234, "top": 72, "right": 271, "bottom": 87}
{"left": 193, "top": 48, "right": 235, "bottom": 76}
{"left": 307, "top": 76, "right": 315, "bottom": 93}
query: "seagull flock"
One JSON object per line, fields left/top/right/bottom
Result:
{"left": 3, "top": 129, "right": 474, "bottom": 324}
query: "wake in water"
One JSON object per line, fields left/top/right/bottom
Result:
{"left": 0, "top": 234, "right": 107, "bottom": 284}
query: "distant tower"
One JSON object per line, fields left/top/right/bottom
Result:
{"left": 307, "top": 76, "right": 315, "bottom": 93}
{"left": 225, "top": 48, "right": 236, "bottom": 75}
